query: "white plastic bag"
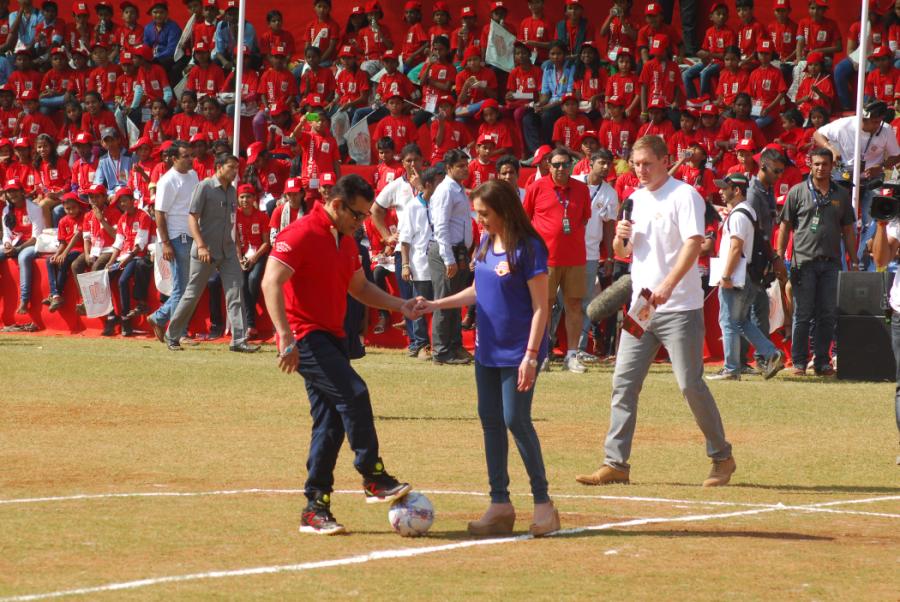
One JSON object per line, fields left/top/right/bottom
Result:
{"left": 76, "top": 270, "right": 114, "bottom": 318}
{"left": 331, "top": 109, "right": 350, "bottom": 145}
{"left": 35, "top": 228, "right": 59, "bottom": 254}
{"left": 346, "top": 114, "right": 371, "bottom": 166}
{"left": 767, "top": 279, "right": 784, "bottom": 334}
{"left": 151, "top": 242, "right": 173, "bottom": 297}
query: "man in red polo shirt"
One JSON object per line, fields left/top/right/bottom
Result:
{"left": 523, "top": 147, "right": 592, "bottom": 373}
{"left": 262, "top": 173, "right": 415, "bottom": 536}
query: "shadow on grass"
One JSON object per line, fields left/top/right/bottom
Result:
{"left": 661, "top": 482, "right": 900, "bottom": 495}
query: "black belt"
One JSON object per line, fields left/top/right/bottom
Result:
{"left": 811, "top": 256, "right": 837, "bottom": 263}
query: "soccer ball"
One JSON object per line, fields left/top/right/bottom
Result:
{"left": 388, "top": 492, "right": 434, "bottom": 537}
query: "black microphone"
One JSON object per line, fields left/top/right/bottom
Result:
{"left": 620, "top": 198, "right": 634, "bottom": 247}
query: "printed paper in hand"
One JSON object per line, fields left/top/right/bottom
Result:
{"left": 622, "top": 288, "right": 655, "bottom": 339}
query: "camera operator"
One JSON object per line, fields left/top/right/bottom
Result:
{"left": 813, "top": 100, "right": 900, "bottom": 270}
{"left": 870, "top": 187, "right": 900, "bottom": 465}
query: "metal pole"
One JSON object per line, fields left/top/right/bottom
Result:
{"left": 851, "top": 0, "right": 871, "bottom": 218}
{"left": 231, "top": 0, "right": 246, "bottom": 157}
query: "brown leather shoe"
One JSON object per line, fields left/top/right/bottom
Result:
{"left": 575, "top": 465, "right": 630, "bottom": 486}
{"left": 702, "top": 456, "right": 736, "bottom": 487}
{"left": 467, "top": 504, "right": 515, "bottom": 536}
{"left": 529, "top": 502, "right": 561, "bottom": 537}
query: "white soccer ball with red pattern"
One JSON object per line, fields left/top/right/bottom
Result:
{"left": 388, "top": 492, "right": 434, "bottom": 537}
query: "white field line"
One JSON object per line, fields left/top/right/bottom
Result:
{"left": 1, "top": 494, "right": 897, "bottom": 601}
{"left": 1, "top": 488, "right": 898, "bottom": 519}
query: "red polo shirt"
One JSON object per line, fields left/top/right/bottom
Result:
{"left": 522, "top": 176, "right": 591, "bottom": 267}
{"left": 270, "top": 203, "right": 362, "bottom": 342}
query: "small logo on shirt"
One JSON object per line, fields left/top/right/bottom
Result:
{"left": 494, "top": 261, "right": 510, "bottom": 276}
{"left": 275, "top": 241, "right": 292, "bottom": 253}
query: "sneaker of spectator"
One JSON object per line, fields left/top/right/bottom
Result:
{"left": 564, "top": 355, "right": 587, "bottom": 374}
{"left": 706, "top": 369, "right": 740, "bottom": 381}
{"left": 762, "top": 350, "right": 785, "bottom": 380}
{"left": 575, "top": 350, "right": 599, "bottom": 364}
{"left": 741, "top": 364, "right": 760, "bottom": 376}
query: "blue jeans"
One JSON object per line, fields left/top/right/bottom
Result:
{"left": 118, "top": 257, "right": 151, "bottom": 316}
{"left": 890, "top": 313, "right": 900, "bottom": 439}
{"left": 834, "top": 57, "right": 856, "bottom": 111}
{"left": 39, "top": 94, "right": 66, "bottom": 113}
{"left": 46, "top": 251, "right": 81, "bottom": 296}
{"left": 719, "top": 283, "right": 777, "bottom": 374}
{"left": 0, "top": 246, "right": 36, "bottom": 302}
{"left": 241, "top": 255, "right": 266, "bottom": 328}
{"left": 683, "top": 62, "right": 721, "bottom": 98}
{"left": 297, "top": 330, "right": 381, "bottom": 502}
{"left": 394, "top": 251, "right": 428, "bottom": 351}
{"left": 411, "top": 279, "right": 433, "bottom": 346}
{"left": 755, "top": 114, "right": 775, "bottom": 129}
{"left": 858, "top": 187, "right": 876, "bottom": 267}
{"left": 740, "top": 284, "right": 771, "bottom": 365}
{"left": 790, "top": 258, "right": 839, "bottom": 371}
{"left": 474, "top": 362, "right": 550, "bottom": 504}
{"left": 351, "top": 105, "right": 387, "bottom": 127}
{"left": 150, "top": 235, "right": 192, "bottom": 325}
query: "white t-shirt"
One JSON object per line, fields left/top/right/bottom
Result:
{"left": 398, "top": 198, "right": 432, "bottom": 281}
{"left": 575, "top": 175, "right": 619, "bottom": 262}
{"left": 886, "top": 220, "right": 900, "bottom": 312}
{"left": 629, "top": 176, "right": 705, "bottom": 312}
{"left": 375, "top": 175, "right": 416, "bottom": 224}
{"left": 817, "top": 116, "right": 900, "bottom": 170}
{"left": 719, "top": 201, "right": 756, "bottom": 262}
{"left": 155, "top": 168, "right": 200, "bottom": 239}
{"left": 1, "top": 200, "right": 44, "bottom": 245}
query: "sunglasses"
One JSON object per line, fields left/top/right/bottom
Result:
{"left": 343, "top": 203, "right": 370, "bottom": 222}
{"left": 549, "top": 161, "right": 572, "bottom": 170}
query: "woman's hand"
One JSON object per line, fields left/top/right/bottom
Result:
{"left": 517, "top": 355, "right": 537, "bottom": 392}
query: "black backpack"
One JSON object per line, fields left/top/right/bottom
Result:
{"left": 728, "top": 207, "right": 775, "bottom": 287}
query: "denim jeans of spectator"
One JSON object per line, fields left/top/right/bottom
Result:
{"left": 455, "top": 99, "right": 485, "bottom": 120}
{"left": 118, "top": 257, "right": 151, "bottom": 316}
{"left": 428, "top": 241, "right": 469, "bottom": 361}
{"left": 351, "top": 105, "right": 388, "bottom": 127}
{"left": 46, "top": 251, "right": 81, "bottom": 297}
{"left": 242, "top": 255, "right": 267, "bottom": 329}
{"left": 790, "top": 259, "right": 839, "bottom": 372}
{"left": 605, "top": 309, "right": 732, "bottom": 471}
{"left": 740, "top": 283, "right": 771, "bottom": 366}
{"left": 833, "top": 57, "right": 856, "bottom": 110}
{"left": 474, "top": 362, "right": 550, "bottom": 505}
{"left": 150, "top": 235, "right": 192, "bottom": 326}
{"left": 719, "top": 283, "right": 777, "bottom": 374}
{"left": 39, "top": 94, "right": 66, "bottom": 114}
{"left": 394, "top": 251, "right": 428, "bottom": 351}
{"left": 891, "top": 313, "right": 900, "bottom": 439}
{"left": 297, "top": 331, "right": 381, "bottom": 502}
{"left": 755, "top": 114, "right": 775, "bottom": 129}
{"left": 683, "top": 62, "right": 721, "bottom": 98}
{"left": 857, "top": 187, "right": 876, "bottom": 266}
{"left": 0, "top": 245, "right": 36, "bottom": 303}
{"left": 411, "top": 279, "right": 434, "bottom": 348}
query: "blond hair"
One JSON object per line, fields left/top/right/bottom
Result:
{"left": 631, "top": 135, "right": 668, "bottom": 159}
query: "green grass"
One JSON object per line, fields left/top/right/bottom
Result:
{"left": 0, "top": 336, "right": 898, "bottom": 600}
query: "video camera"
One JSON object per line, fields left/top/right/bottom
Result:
{"left": 870, "top": 181, "right": 900, "bottom": 221}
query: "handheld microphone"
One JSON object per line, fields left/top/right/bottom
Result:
{"left": 621, "top": 198, "right": 634, "bottom": 247}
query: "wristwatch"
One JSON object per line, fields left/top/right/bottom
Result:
{"left": 721, "top": 275, "right": 732, "bottom": 282}
{"left": 526, "top": 358, "right": 538, "bottom": 368}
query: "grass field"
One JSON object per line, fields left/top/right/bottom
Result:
{"left": 1, "top": 335, "right": 898, "bottom": 601}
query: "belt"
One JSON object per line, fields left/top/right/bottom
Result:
{"left": 811, "top": 255, "right": 837, "bottom": 263}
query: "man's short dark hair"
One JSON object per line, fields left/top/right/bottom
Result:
{"left": 809, "top": 147, "right": 833, "bottom": 162}
{"left": 170, "top": 140, "right": 190, "bottom": 158}
{"left": 215, "top": 152, "right": 239, "bottom": 168}
{"left": 760, "top": 148, "right": 786, "bottom": 168}
{"left": 420, "top": 166, "right": 445, "bottom": 186}
{"left": 376, "top": 136, "right": 395, "bottom": 151}
{"left": 400, "top": 143, "right": 423, "bottom": 159}
{"left": 591, "top": 148, "right": 614, "bottom": 163}
{"left": 443, "top": 148, "right": 468, "bottom": 166}
{"left": 180, "top": 90, "right": 198, "bottom": 102}
{"left": 548, "top": 40, "right": 568, "bottom": 55}
{"left": 548, "top": 147, "right": 573, "bottom": 162}
{"left": 331, "top": 173, "right": 374, "bottom": 204}
{"left": 496, "top": 155, "right": 519, "bottom": 174}
{"left": 735, "top": 0, "right": 753, "bottom": 8}
{"left": 431, "top": 35, "right": 449, "bottom": 49}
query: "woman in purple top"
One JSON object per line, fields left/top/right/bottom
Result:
{"left": 416, "top": 179, "right": 559, "bottom": 537}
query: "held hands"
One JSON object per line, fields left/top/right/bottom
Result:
{"left": 405, "top": 295, "right": 436, "bottom": 319}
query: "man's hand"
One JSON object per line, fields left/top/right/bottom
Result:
{"left": 446, "top": 263, "right": 458, "bottom": 278}
{"left": 720, "top": 277, "right": 734, "bottom": 289}
{"left": 197, "top": 246, "right": 211, "bottom": 264}
{"left": 615, "top": 219, "right": 632, "bottom": 241}
{"left": 162, "top": 241, "right": 174, "bottom": 261}
{"left": 277, "top": 337, "right": 299, "bottom": 374}
{"left": 401, "top": 265, "right": 412, "bottom": 281}
{"left": 400, "top": 297, "right": 420, "bottom": 320}
{"left": 864, "top": 165, "right": 884, "bottom": 179}
{"left": 650, "top": 280, "right": 674, "bottom": 306}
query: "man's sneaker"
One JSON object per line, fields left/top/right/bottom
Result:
{"left": 575, "top": 465, "right": 630, "bottom": 485}
{"left": 740, "top": 364, "right": 760, "bottom": 376}
{"left": 702, "top": 456, "right": 737, "bottom": 487}
{"left": 362, "top": 459, "right": 411, "bottom": 504}
{"left": 706, "top": 369, "right": 740, "bottom": 381}
{"left": 416, "top": 346, "right": 431, "bottom": 361}
{"left": 147, "top": 315, "right": 166, "bottom": 343}
{"left": 299, "top": 493, "right": 346, "bottom": 535}
{"left": 763, "top": 350, "right": 785, "bottom": 380}
{"left": 575, "top": 350, "right": 599, "bottom": 364}
{"left": 407, "top": 346, "right": 421, "bottom": 358}
{"left": 564, "top": 355, "right": 587, "bottom": 373}
{"left": 454, "top": 347, "right": 474, "bottom": 362}
{"left": 166, "top": 338, "right": 183, "bottom": 351}
{"left": 814, "top": 365, "right": 836, "bottom": 377}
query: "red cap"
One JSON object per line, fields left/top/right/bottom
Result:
{"left": 95, "top": 1, "right": 113, "bottom": 11}
{"left": 73, "top": 1, "right": 89, "bottom": 15}
{"left": 237, "top": 183, "right": 257, "bottom": 196}
{"left": 384, "top": 91, "right": 404, "bottom": 102}
{"left": 246, "top": 141, "right": 265, "bottom": 164}
{"left": 202, "top": 0, "right": 218, "bottom": 6}
{"left": 13, "top": 136, "right": 31, "bottom": 149}
{"left": 153, "top": 139, "right": 173, "bottom": 158}
{"left": 74, "top": 132, "right": 93, "bottom": 145}
{"left": 224, "top": 0, "right": 237, "bottom": 9}
{"left": 869, "top": 46, "right": 892, "bottom": 60}
{"left": 463, "top": 46, "right": 481, "bottom": 61}
{"left": 475, "top": 98, "right": 500, "bottom": 120}
{"left": 606, "top": 95, "right": 626, "bottom": 107}
{"left": 270, "top": 102, "right": 289, "bottom": 116}
{"left": 532, "top": 144, "right": 553, "bottom": 164}
{"left": 382, "top": 49, "right": 399, "bottom": 61}
{"left": 650, "top": 35, "right": 669, "bottom": 56}
{"left": 813, "top": 0, "right": 827, "bottom": 7}
{"left": 15, "top": 45, "right": 32, "bottom": 55}
{"left": 350, "top": 5, "right": 364, "bottom": 15}
{"left": 756, "top": 39, "right": 774, "bottom": 53}
{"left": 62, "top": 191, "right": 88, "bottom": 206}
{"left": 113, "top": 187, "right": 135, "bottom": 202}
{"left": 433, "top": 0, "right": 449, "bottom": 12}
{"left": 19, "top": 89, "right": 38, "bottom": 102}
{"left": 437, "top": 94, "right": 455, "bottom": 107}
{"left": 194, "top": 41, "right": 210, "bottom": 53}
{"left": 403, "top": 0, "right": 421, "bottom": 10}
{"left": 710, "top": 1, "right": 727, "bottom": 10}
{"left": 128, "top": 136, "right": 152, "bottom": 152}
{"left": 88, "top": 183, "right": 108, "bottom": 196}
{"left": 284, "top": 177, "right": 302, "bottom": 193}
{"left": 320, "top": 172, "right": 336, "bottom": 186}
{"left": 91, "top": 41, "right": 109, "bottom": 51}
{"left": 120, "top": 50, "right": 134, "bottom": 64}
{"left": 774, "top": 0, "right": 790, "bottom": 8}
{"left": 647, "top": 96, "right": 667, "bottom": 109}
{"left": 460, "top": 4, "right": 475, "bottom": 17}
{"left": 147, "top": 1, "right": 168, "bottom": 15}
{"left": 565, "top": 0, "right": 582, "bottom": 5}
{"left": 304, "top": 93, "right": 325, "bottom": 108}
{"left": 0, "top": 138, "right": 11, "bottom": 148}
{"left": 476, "top": 132, "right": 496, "bottom": 145}
{"left": 561, "top": 93, "right": 577, "bottom": 104}
{"left": 735, "top": 138, "right": 755, "bottom": 152}
{"left": 579, "top": 130, "right": 599, "bottom": 145}
{"left": 617, "top": 47, "right": 633, "bottom": 58}
{"left": 805, "top": 51, "right": 824, "bottom": 65}
{"left": 489, "top": 0, "right": 506, "bottom": 11}
{"left": 271, "top": 44, "right": 288, "bottom": 57}
{"left": 136, "top": 45, "right": 154, "bottom": 62}
{"left": 3, "top": 178, "right": 22, "bottom": 192}
{"left": 338, "top": 45, "right": 356, "bottom": 58}
{"left": 189, "top": 133, "right": 206, "bottom": 143}
{"left": 365, "top": 1, "right": 381, "bottom": 13}
{"left": 700, "top": 102, "right": 719, "bottom": 116}
{"left": 645, "top": 2, "right": 662, "bottom": 15}
{"left": 50, "top": 46, "right": 67, "bottom": 56}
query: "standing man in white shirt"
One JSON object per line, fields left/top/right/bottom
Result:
{"left": 428, "top": 148, "right": 474, "bottom": 365}
{"left": 708, "top": 173, "right": 784, "bottom": 381}
{"left": 572, "top": 149, "right": 618, "bottom": 362}
{"left": 575, "top": 135, "right": 736, "bottom": 488}
{"left": 147, "top": 141, "right": 200, "bottom": 343}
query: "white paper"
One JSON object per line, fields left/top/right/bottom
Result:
{"left": 709, "top": 256, "right": 747, "bottom": 288}
{"left": 767, "top": 279, "right": 784, "bottom": 333}
{"left": 152, "top": 242, "right": 173, "bottom": 296}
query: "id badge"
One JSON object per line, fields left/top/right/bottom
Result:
{"left": 810, "top": 214, "right": 820, "bottom": 233}
{"left": 309, "top": 178, "right": 320, "bottom": 190}
{"left": 562, "top": 217, "right": 571, "bottom": 234}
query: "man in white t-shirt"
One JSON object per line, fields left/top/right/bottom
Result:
{"left": 571, "top": 149, "right": 618, "bottom": 361}
{"left": 708, "top": 173, "right": 784, "bottom": 381}
{"left": 398, "top": 166, "right": 441, "bottom": 360}
{"left": 147, "top": 141, "right": 201, "bottom": 342}
{"left": 575, "top": 135, "right": 736, "bottom": 488}
{"left": 371, "top": 143, "right": 429, "bottom": 356}
{"left": 870, "top": 212, "right": 900, "bottom": 464}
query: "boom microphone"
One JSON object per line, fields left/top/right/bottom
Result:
{"left": 586, "top": 274, "right": 633, "bottom": 322}
{"left": 621, "top": 198, "right": 634, "bottom": 247}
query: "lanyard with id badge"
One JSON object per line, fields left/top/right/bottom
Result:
{"left": 554, "top": 189, "right": 572, "bottom": 234}
{"left": 807, "top": 178, "right": 834, "bottom": 234}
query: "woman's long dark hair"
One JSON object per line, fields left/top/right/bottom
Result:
{"left": 573, "top": 43, "right": 602, "bottom": 81}
{"left": 472, "top": 179, "right": 547, "bottom": 273}
{"left": 33, "top": 134, "right": 59, "bottom": 168}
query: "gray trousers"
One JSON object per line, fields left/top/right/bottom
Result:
{"left": 604, "top": 309, "right": 732, "bottom": 471}
{"left": 427, "top": 241, "right": 469, "bottom": 361}
{"left": 165, "top": 253, "right": 247, "bottom": 346}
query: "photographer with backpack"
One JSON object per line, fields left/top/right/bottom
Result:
{"left": 708, "top": 173, "right": 785, "bottom": 381}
